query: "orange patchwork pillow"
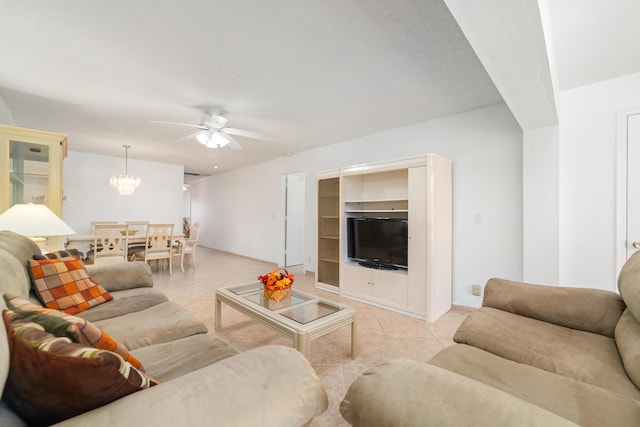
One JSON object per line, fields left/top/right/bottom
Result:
{"left": 28, "top": 256, "right": 112, "bottom": 315}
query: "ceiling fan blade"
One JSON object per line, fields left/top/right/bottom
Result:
{"left": 151, "top": 120, "right": 208, "bottom": 130}
{"left": 224, "top": 134, "right": 243, "bottom": 150}
{"left": 223, "top": 127, "right": 268, "bottom": 140}
{"left": 176, "top": 131, "right": 201, "bottom": 142}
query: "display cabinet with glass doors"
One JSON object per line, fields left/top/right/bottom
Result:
{"left": 0, "top": 124, "right": 68, "bottom": 248}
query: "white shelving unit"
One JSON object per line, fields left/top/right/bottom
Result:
{"left": 316, "top": 155, "right": 452, "bottom": 322}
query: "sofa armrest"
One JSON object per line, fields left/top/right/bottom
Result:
{"left": 85, "top": 262, "right": 153, "bottom": 292}
{"left": 53, "top": 345, "right": 328, "bottom": 427}
{"left": 340, "top": 360, "right": 577, "bottom": 427}
{"left": 483, "top": 278, "right": 625, "bottom": 337}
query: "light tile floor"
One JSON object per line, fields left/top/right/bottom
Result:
{"left": 153, "top": 247, "right": 471, "bottom": 426}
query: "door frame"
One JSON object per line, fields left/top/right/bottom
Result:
{"left": 616, "top": 107, "right": 640, "bottom": 274}
{"left": 279, "top": 171, "right": 306, "bottom": 268}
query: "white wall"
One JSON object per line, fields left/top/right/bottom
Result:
{"left": 63, "top": 151, "right": 184, "bottom": 235}
{"left": 559, "top": 72, "right": 640, "bottom": 291}
{"left": 523, "top": 125, "right": 559, "bottom": 285}
{"left": 194, "top": 103, "right": 523, "bottom": 307}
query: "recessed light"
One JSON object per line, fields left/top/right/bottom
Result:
{"left": 284, "top": 152, "right": 293, "bottom": 156}
{"left": 213, "top": 165, "right": 219, "bottom": 169}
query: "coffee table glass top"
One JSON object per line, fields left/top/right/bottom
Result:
{"left": 229, "top": 282, "right": 264, "bottom": 295}
{"left": 225, "top": 282, "right": 344, "bottom": 323}
{"left": 244, "top": 290, "right": 313, "bottom": 311}
{"left": 280, "top": 300, "right": 342, "bottom": 324}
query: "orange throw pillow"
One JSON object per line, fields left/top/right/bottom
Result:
{"left": 28, "top": 256, "right": 112, "bottom": 315}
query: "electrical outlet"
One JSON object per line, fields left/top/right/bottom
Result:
{"left": 472, "top": 284, "right": 482, "bottom": 296}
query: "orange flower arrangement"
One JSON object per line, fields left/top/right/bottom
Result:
{"left": 259, "top": 268, "right": 294, "bottom": 300}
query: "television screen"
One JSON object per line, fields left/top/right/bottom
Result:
{"left": 347, "top": 217, "right": 408, "bottom": 269}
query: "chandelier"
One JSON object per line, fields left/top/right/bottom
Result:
{"left": 110, "top": 145, "right": 141, "bottom": 195}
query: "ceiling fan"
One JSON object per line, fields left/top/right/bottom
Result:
{"left": 152, "top": 112, "right": 267, "bottom": 150}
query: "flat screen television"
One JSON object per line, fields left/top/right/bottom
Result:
{"left": 347, "top": 217, "right": 408, "bottom": 270}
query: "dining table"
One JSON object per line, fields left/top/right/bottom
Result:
{"left": 65, "top": 232, "right": 185, "bottom": 250}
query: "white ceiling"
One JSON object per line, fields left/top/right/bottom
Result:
{"left": 0, "top": 0, "right": 503, "bottom": 175}
{"left": 549, "top": 0, "right": 640, "bottom": 91}
{"left": 1, "top": 1, "right": 638, "bottom": 175}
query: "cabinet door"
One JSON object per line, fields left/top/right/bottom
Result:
{"left": 341, "top": 263, "right": 371, "bottom": 297}
{"left": 371, "top": 269, "right": 408, "bottom": 306}
{"left": 407, "top": 166, "right": 426, "bottom": 312}
{"left": 0, "top": 125, "right": 66, "bottom": 216}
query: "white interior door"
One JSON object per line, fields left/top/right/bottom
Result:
{"left": 625, "top": 113, "right": 640, "bottom": 259}
{"left": 284, "top": 172, "right": 305, "bottom": 267}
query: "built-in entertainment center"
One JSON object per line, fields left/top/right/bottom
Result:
{"left": 316, "top": 154, "right": 452, "bottom": 322}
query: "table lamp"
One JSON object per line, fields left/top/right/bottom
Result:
{"left": 0, "top": 203, "right": 75, "bottom": 252}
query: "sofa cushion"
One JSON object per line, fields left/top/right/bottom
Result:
{"left": 483, "top": 277, "right": 625, "bottom": 337}
{"left": 429, "top": 344, "right": 640, "bottom": 426}
{"left": 615, "top": 308, "right": 640, "bottom": 390}
{"left": 130, "top": 334, "right": 238, "bottom": 382}
{"left": 340, "top": 358, "right": 578, "bottom": 427}
{"left": 93, "top": 301, "right": 208, "bottom": 350}
{"left": 2, "top": 309, "right": 155, "bottom": 426}
{"left": 34, "top": 249, "right": 84, "bottom": 260}
{"left": 0, "top": 231, "right": 40, "bottom": 282}
{"left": 0, "top": 249, "right": 28, "bottom": 395}
{"left": 28, "top": 257, "right": 112, "bottom": 314}
{"left": 4, "top": 294, "right": 143, "bottom": 370}
{"left": 454, "top": 307, "right": 640, "bottom": 399}
{"left": 85, "top": 261, "right": 154, "bottom": 292}
{"left": 76, "top": 288, "right": 169, "bottom": 322}
{"left": 618, "top": 249, "right": 640, "bottom": 322}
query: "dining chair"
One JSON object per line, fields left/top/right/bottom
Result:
{"left": 90, "top": 221, "right": 118, "bottom": 233}
{"left": 173, "top": 222, "right": 201, "bottom": 272}
{"left": 91, "top": 224, "right": 130, "bottom": 265}
{"left": 130, "top": 223, "right": 174, "bottom": 274}
{"left": 125, "top": 220, "right": 148, "bottom": 252}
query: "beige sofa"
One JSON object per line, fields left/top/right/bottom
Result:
{"left": 0, "top": 231, "right": 328, "bottom": 426}
{"left": 341, "top": 251, "right": 640, "bottom": 426}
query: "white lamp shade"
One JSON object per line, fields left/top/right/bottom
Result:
{"left": 0, "top": 204, "right": 75, "bottom": 236}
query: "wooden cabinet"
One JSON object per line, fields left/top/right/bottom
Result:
{"left": 341, "top": 263, "right": 408, "bottom": 309}
{"left": 0, "top": 124, "right": 67, "bottom": 248}
{"left": 316, "top": 172, "right": 340, "bottom": 291}
{"left": 334, "top": 155, "right": 451, "bottom": 321}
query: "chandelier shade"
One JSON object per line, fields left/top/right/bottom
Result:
{"left": 110, "top": 145, "right": 141, "bottom": 195}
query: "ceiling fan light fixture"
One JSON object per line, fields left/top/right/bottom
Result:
{"left": 110, "top": 145, "right": 141, "bottom": 195}
{"left": 204, "top": 131, "right": 231, "bottom": 148}
{"left": 212, "top": 132, "right": 231, "bottom": 147}
{"left": 195, "top": 131, "right": 210, "bottom": 145}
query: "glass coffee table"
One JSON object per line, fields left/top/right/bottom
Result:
{"left": 215, "top": 282, "right": 356, "bottom": 359}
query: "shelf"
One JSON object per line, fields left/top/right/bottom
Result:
{"left": 344, "top": 198, "right": 408, "bottom": 204}
{"left": 346, "top": 209, "right": 408, "bottom": 213}
{"left": 317, "top": 175, "right": 340, "bottom": 290}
